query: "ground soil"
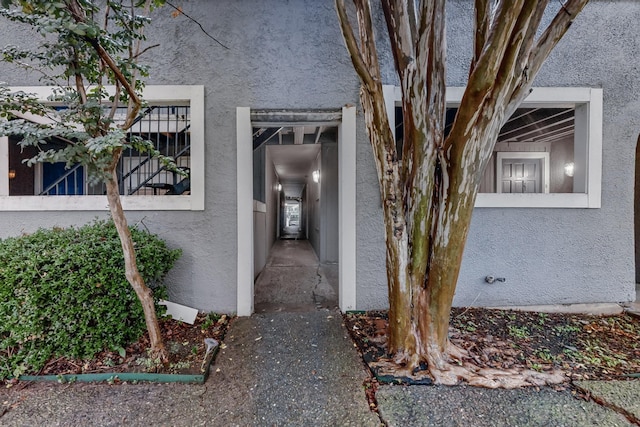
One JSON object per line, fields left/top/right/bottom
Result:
{"left": 345, "top": 308, "right": 640, "bottom": 384}
{"left": 6, "top": 308, "right": 640, "bottom": 385}
{"left": 22, "top": 313, "right": 230, "bottom": 378}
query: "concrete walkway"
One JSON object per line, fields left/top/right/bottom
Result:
{"left": 1, "top": 239, "right": 639, "bottom": 426}
{"left": 0, "top": 239, "right": 379, "bottom": 426}
{"left": 376, "top": 383, "right": 637, "bottom": 426}
{"left": 254, "top": 239, "right": 338, "bottom": 313}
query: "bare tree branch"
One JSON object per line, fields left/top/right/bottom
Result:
{"left": 381, "top": 0, "right": 414, "bottom": 82}
{"left": 498, "top": 1, "right": 549, "bottom": 119}
{"left": 444, "top": 0, "right": 525, "bottom": 152}
{"left": 98, "top": 3, "right": 110, "bottom": 88}
{"left": 493, "top": 2, "right": 541, "bottom": 95}
{"left": 165, "top": 0, "right": 229, "bottom": 50}
{"left": 335, "top": 0, "right": 376, "bottom": 90}
{"left": 406, "top": 0, "right": 418, "bottom": 43}
{"left": 72, "top": 58, "right": 87, "bottom": 104}
{"left": 132, "top": 43, "right": 160, "bottom": 59}
{"left": 507, "top": 0, "right": 589, "bottom": 115}
{"left": 467, "top": 0, "right": 525, "bottom": 94}
{"left": 527, "top": 0, "right": 589, "bottom": 86}
{"left": 415, "top": 0, "right": 446, "bottom": 133}
{"left": 354, "top": 0, "right": 380, "bottom": 75}
{"left": 65, "top": 0, "right": 142, "bottom": 125}
{"left": 122, "top": 0, "right": 153, "bottom": 129}
{"left": 471, "top": 0, "right": 490, "bottom": 71}
{"left": 513, "top": 1, "right": 549, "bottom": 78}
{"left": 108, "top": 81, "right": 121, "bottom": 122}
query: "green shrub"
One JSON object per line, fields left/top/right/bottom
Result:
{"left": 0, "top": 220, "right": 181, "bottom": 379}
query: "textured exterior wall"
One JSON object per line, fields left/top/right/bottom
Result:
{"left": 449, "top": 1, "right": 638, "bottom": 307}
{"left": 0, "top": 0, "right": 364, "bottom": 313}
{"left": 0, "top": 1, "right": 637, "bottom": 313}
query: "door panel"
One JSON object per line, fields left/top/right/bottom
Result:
{"left": 501, "top": 159, "right": 541, "bottom": 194}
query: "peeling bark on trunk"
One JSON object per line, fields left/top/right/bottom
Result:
{"left": 104, "top": 153, "right": 167, "bottom": 362}
{"left": 337, "top": 0, "right": 589, "bottom": 384}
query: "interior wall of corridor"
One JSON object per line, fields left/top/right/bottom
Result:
{"left": 320, "top": 142, "right": 339, "bottom": 263}
{"left": 307, "top": 139, "right": 339, "bottom": 264}
{"left": 265, "top": 148, "right": 278, "bottom": 261}
{"left": 253, "top": 146, "right": 279, "bottom": 279}
{"left": 307, "top": 151, "right": 321, "bottom": 257}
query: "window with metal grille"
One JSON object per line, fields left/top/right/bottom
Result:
{"left": 0, "top": 85, "right": 204, "bottom": 211}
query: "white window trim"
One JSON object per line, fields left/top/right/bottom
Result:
{"left": 384, "top": 86, "right": 603, "bottom": 208}
{"left": 0, "top": 85, "right": 205, "bottom": 211}
{"left": 496, "top": 151, "right": 550, "bottom": 194}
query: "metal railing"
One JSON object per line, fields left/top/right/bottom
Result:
{"left": 39, "top": 106, "right": 191, "bottom": 196}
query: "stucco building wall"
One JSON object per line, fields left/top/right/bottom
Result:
{"left": 0, "top": 1, "right": 636, "bottom": 313}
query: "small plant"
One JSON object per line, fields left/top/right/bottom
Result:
{"left": 201, "top": 312, "right": 222, "bottom": 330}
{"left": 169, "top": 361, "right": 192, "bottom": 371}
{"left": 56, "top": 375, "right": 76, "bottom": 384}
{"left": 537, "top": 312, "right": 549, "bottom": 325}
{"left": 562, "top": 347, "right": 580, "bottom": 360}
{"left": 576, "top": 339, "right": 627, "bottom": 369}
{"left": 552, "top": 324, "right": 581, "bottom": 335}
{"left": 169, "top": 342, "right": 184, "bottom": 355}
{"left": 135, "top": 356, "right": 162, "bottom": 372}
{"left": 463, "top": 321, "right": 478, "bottom": 332}
{"left": 528, "top": 363, "right": 543, "bottom": 372}
{"left": 507, "top": 325, "right": 530, "bottom": 339}
{"left": 535, "top": 348, "right": 556, "bottom": 363}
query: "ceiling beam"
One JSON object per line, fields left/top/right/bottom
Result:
{"left": 314, "top": 126, "right": 324, "bottom": 144}
{"left": 250, "top": 109, "right": 342, "bottom": 126}
{"left": 294, "top": 127, "right": 304, "bottom": 145}
{"left": 253, "top": 127, "right": 283, "bottom": 151}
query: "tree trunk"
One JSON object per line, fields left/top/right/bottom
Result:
{"left": 104, "top": 156, "right": 167, "bottom": 362}
{"left": 337, "top": 0, "right": 589, "bottom": 385}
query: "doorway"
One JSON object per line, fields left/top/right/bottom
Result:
{"left": 282, "top": 199, "right": 302, "bottom": 239}
{"left": 236, "top": 107, "right": 356, "bottom": 316}
{"left": 253, "top": 125, "right": 338, "bottom": 312}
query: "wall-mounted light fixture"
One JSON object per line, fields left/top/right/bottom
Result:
{"left": 277, "top": 183, "right": 282, "bottom": 192}
{"left": 8, "top": 169, "right": 16, "bottom": 180}
{"left": 564, "top": 162, "right": 575, "bottom": 177}
{"left": 312, "top": 170, "right": 320, "bottom": 183}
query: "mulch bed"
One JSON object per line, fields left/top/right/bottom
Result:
{"left": 31, "top": 313, "right": 230, "bottom": 378}
{"left": 345, "top": 308, "right": 640, "bottom": 384}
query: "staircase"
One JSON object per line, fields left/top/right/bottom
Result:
{"left": 39, "top": 106, "right": 191, "bottom": 196}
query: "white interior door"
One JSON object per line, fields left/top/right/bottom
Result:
{"left": 501, "top": 158, "right": 542, "bottom": 193}
{"left": 496, "top": 152, "right": 550, "bottom": 194}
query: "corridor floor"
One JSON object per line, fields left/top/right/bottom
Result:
{"left": 254, "top": 239, "right": 338, "bottom": 313}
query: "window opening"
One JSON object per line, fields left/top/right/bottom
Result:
{"left": 394, "top": 106, "right": 575, "bottom": 194}
{"left": 13, "top": 105, "right": 192, "bottom": 197}
{"left": 386, "top": 86, "right": 602, "bottom": 208}
{"left": 0, "top": 85, "right": 204, "bottom": 211}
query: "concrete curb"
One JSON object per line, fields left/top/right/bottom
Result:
{"left": 487, "top": 303, "right": 625, "bottom": 315}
